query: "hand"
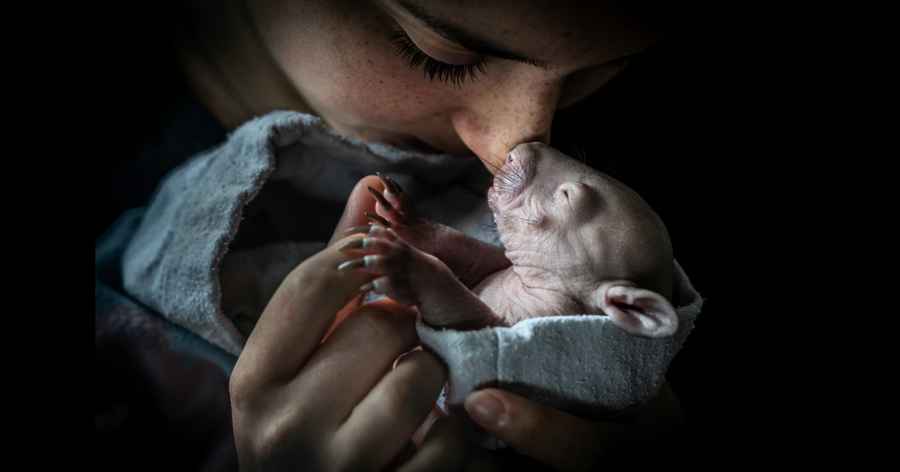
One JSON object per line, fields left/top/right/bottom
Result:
{"left": 462, "top": 382, "right": 685, "bottom": 471}
{"left": 229, "top": 176, "right": 449, "bottom": 471}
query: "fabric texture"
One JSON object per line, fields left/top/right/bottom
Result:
{"left": 100, "top": 110, "right": 489, "bottom": 356}
{"left": 418, "top": 261, "right": 702, "bottom": 416}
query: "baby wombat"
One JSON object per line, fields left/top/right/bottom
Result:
{"left": 338, "top": 142, "right": 677, "bottom": 338}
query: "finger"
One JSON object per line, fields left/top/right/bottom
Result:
{"left": 290, "top": 302, "right": 420, "bottom": 425}
{"left": 384, "top": 441, "right": 418, "bottom": 471}
{"left": 377, "top": 171, "right": 404, "bottom": 196}
{"left": 334, "top": 350, "right": 446, "bottom": 470}
{"left": 396, "top": 414, "right": 468, "bottom": 472}
{"left": 363, "top": 275, "right": 418, "bottom": 306}
{"left": 368, "top": 223, "right": 398, "bottom": 241}
{"left": 328, "top": 230, "right": 405, "bottom": 335}
{"left": 337, "top": 234, "right": 403, "bottom": 258}
{"left": 328, "top": 175, "right": 385, "bottom": 246}
{"left": 365, "top": 210, "right": 392, "bottom": 227}
{"left": 375, "top": 172, "right": 412, "bottom": 220}
{"left": 337, "top": 255, "right": 396, "bottom": 275}
{"left": 411, "top": 407, "right": 443, "bottom": 448}
{"left": 382, "top": 187, "right": 405, "bottom": 215}
{"left": 341, "top": 225, "right": 373, "bottom": 237}
{"left": 335, "top": 237, "right": 413, "bottom": 276}
{"left": 335, "top": 237, "right": 384, "bottom": 262}
{"left": 367, "top": 185, "right": 395, "bottom": 212}
{"left": 369, "top": 183, "right": 410, "bottom": 227}
{"left": 233, "top": 235, "right": 378, "bottom": 390}
{"left": 321, "top": 292, "right": 364, "bottom": 341}
{"left": 464, "top": 389, "right": 624, "bottom": 471}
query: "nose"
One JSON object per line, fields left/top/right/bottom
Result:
{"left": 451, "top": 67, "right": 560, "bottom": 173}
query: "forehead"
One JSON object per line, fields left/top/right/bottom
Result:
{"left": 394, "top": 0, "right": 662, "bottom": 67}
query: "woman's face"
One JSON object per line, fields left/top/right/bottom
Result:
{"left": 248, "top": 0, "right": 661, "bottom": 171}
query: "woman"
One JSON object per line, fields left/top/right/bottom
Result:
{"left": 96, "top": 0, "right": 690, "bottom": 470}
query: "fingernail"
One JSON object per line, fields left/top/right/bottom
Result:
{"left": 359, "top": 281, "right": 374, "bottom": 292}
{"left": 363, "top": 255, "right": 380, "bottom": 267}
{"left": 367, "top": 186, "right": 394, "bottom": 210}
{"left": 337, "top": 259, "right": 365, "bottom": 271}
{"left": 365, "top": 211, "right": 391, "bottom": 227}
{"left": 378, "top": 172, "right": 403, "bottom": 194}
{"left": 338, "top": 238, "right": 365, "bottom": 252}
{"left": 343, "top": 225, "right": 371, "bottom": 235}
{"left": 465, "top": 392, "right": 507, "bottom": 429}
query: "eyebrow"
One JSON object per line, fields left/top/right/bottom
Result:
{"left": 395, "top": 0, "right": 549, "bottom": 69}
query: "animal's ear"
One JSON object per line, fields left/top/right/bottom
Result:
{"left": 594, "top": 283, "right": 678, "bottom": 338}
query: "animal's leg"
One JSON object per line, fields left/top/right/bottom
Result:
{"left": 338, "top": 224, "right": 505, "bottom": 329}
{"left": 367, "top": 174, "right": 511, "bottom": 288}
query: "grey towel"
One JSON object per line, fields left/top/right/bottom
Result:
{"left": 107, "top": 110, "right": 702, "bottom": 415}
{"left": 116, "top": 111, "right": 487, "bottom": 355}
{"left": 418, "top": 261, "right": 702, "bottom": 415}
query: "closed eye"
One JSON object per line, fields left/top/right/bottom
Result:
{"left": 390, "top": 28, "right": 487, "bottom": 86}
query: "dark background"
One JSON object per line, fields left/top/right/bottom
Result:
{"left": 94, "top": 2, "right": 788, "bottom": 467}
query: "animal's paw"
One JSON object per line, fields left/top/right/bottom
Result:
{"left": 365, "top": 173, "right": 450, "bottom": 257}
{"left": 363, "top": 172, "right": 413, "bottom": 230}
{"left": 336, "top": 224, "right": 432, "bottom": 306}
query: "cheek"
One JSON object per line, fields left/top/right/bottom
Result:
{"left": 312, "top": 56, "right": 437, "bottom": 127}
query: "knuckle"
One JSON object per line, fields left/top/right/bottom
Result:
{"left": 239, "top": 405, "right": 330, "bottom": 470}
{"left": 254, "top": 419, "right": 306, "bottom": 468}
{"left": 228, "top": 367, "right": 259, "bottom": 414}
{"left": 254, "top": 419, "right": 287, "bottom": 461}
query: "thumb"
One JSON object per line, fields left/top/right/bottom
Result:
{"left": 464, "top": 389, "right": 626, "bottom": 471}
{"left": 327, "top": 175, "right": 385, "bottom": 246}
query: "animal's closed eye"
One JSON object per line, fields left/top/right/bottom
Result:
{"left": 557, "top": 183, "right": 578, "bottom": 203}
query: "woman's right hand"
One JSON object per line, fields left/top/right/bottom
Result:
{"left": 229, "top": 176, "right": 452, "bottom": 471}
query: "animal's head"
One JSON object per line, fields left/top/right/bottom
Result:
{"left": 487, "top": 142, "right": 677, "bottom": 337}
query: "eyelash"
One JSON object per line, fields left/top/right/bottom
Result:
{"left": 389, "top": 29, "right": 487, "bottom": 87}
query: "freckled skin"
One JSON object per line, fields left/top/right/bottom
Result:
{"left": 355, "top": 143, "right": 674, "bottom": 331}
{"left": 180, "top": 0, "right": 661, "bottom": 168}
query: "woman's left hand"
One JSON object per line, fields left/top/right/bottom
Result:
{"left": 460, "top": 382, "right": 685, "bottom": 471}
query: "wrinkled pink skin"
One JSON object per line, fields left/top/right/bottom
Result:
{"left": 357, "top": 143, "right": 677, "bottom": 337}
